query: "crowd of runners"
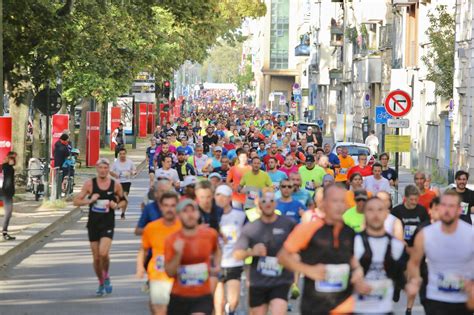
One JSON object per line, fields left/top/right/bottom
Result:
{"left": 74, "top": 104, "right": 474, "bottom": 315}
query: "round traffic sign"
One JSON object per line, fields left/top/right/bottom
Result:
{"left": 384, "top": 90, "right": 412, "bottom": 118}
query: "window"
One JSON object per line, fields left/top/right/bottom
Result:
{"left": 270, "top": 0, "right": 289, "bottom": 69}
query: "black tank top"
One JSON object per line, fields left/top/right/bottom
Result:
{"left": 299, "top": 223, "right": 355, "bottom": 314}
{"left": 87, "top": 178, "right": 116, "bottom": 228}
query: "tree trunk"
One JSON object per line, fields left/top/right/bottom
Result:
{"left": 97, "top": 100, "right": 107, "bottom": 148}
{"left": 77, "top": 97, "right": 91, "bottom": 157}
{"left": 32, "top": 108, "right": 44, "bottom": 158}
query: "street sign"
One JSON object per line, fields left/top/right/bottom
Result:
{"left": 302, "top": 88, "right": 309, "bottom": 96}
{"left": 269, "top": 93, "right": 275, "bottom": 102}
{"left": 375, "top": 106, "right": 392, "bottom": 124}
{"left": 294, "top": 94, "right": 302, "bottom": 102}
{"left": 292, "top": 83, "right": 300, "bottom": 90}
{"left": 387, "top": 118, "right": 409, "bottom": 128}
{"left": 384, "top": 90, "right": 412, "bottom": 117}
{"left": 291, "top": 101, "right": 297, "bottom": 109}
{"left": 364, "top": 93, "right": 371, "bottom": 108}
{"left": 279, "top": 95, "right": 286, "bottom": 105}
{"left": 385, "top": 135, "right": 411, "bottom": 152}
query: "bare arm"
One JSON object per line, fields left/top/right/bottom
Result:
{"left": 114, "top": 182, "right": 127, "bottom": 209}
{"left": 135, "top": 227, "right": 144, "bottom": 236}
{"left": 136, "top": 247, "right": 147, "bottom": 279}
{"left": 393, "top": 218, "right": 404, "bottom": 241}
{"left": 406, "top": 231, "right": 425, "bottom": 295}
{"left": 73, "top": 180, "right": 96, "bottom": 207}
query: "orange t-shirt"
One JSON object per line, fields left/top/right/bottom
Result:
{"left": 418, "top": 190, "right": 436, "bottom": 211}
{"left": 335, "top": 155, "right": 355, "bottom": 182}
{"left": 227, "top": 165, "right": 251, "bottom": 204}
{"left": 142, "top": 218, "right": 182, "bottom": 282}
{"left": 165, "top": 226, "right": 218, "bottom": 297}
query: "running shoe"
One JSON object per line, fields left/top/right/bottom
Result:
{"left": 290, "top": 283, "right": 300, "bottom": 299}
{"left": 96, "top": 284, "right": 105, "bottom": 296}
{"left": 104, "top": 278, "right": 113, "bottom": 294}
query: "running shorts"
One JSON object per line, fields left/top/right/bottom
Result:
{"left": 149, "top": 281, "right": 173, "bottom": 305}
{"left": 167, "top": 294, "right": 213, "bottom": 315}
{"left": 424, "top": 299, "right": 473, "bottom": 315}
{"left": 249, "top": 284, "right": 291, "bottom": 308}
{"left": 121, "top": 182, "right": 131, "bottom": 194}
{"left": 87, "top": 226, "right": 114, "bottom": 242}
{"left": 218, "top": 266, "right": 243, "bottom": 283}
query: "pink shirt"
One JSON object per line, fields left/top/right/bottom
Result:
{"left": 279, "top": 165, "right": 299, "bottom": 177}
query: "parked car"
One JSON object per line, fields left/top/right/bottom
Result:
{"left": 331, "top": 142, "right": 376, "bottom": 166}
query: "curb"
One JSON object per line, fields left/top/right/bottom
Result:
{"left": 0, "top": 206, "right": 83, "bottom": 272}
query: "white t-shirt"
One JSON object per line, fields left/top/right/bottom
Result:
{"left": 190, "top": 155, "right": 209, "bottom": 175}
{"left": 353, "top": 235, "right": 405, "bottom": 313}
{"left": 365, "top": 135, "right": 379, "bottom": 154}
{"left": 111, "top": 159, "right": 135, "bottom": 183}
{"left": 155, "top": 167, "right": 180, "bottom": 183}
{"left": 364, "top": 175, "right": 391, "bottom": 194}
{"left": 219, "top": 209, "right": 247, "bottom": 268}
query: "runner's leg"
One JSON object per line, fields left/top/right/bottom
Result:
{"left": 269, "top": 299, "right": 288, "bottom": 315}
{"left": 89, "top": 241, "right": 102, "bottom": 283}
{"left": 250, "top": 305, "right": 268, "bottom": 315}
{"left": 213, "top": 282, "right": 225, "bottom": 315}
{"left": 226, "top": 279, "right": 241, "bottom": 314}
{"left": 99, "top": 237, "right": 112, "bottom": 277}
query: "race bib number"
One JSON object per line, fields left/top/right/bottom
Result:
{"left": 357, "top": 279, "right": 392, "bottom": 301}
{"left": 315, "top": 264, "right": 350, "bottom": 293}
{"left": 305, "top": 181, "right": 315, "bottom": 192}
{"left": 403, "top": 225, "right": 417, "bottom": 240}
{"left": 437, "top": 273, "right": 464, "bottom": 293}
{"left": 460, "top": 202, "right": 469, "bottom": 216}
{"left": 257, "top": 257, "right": 283, "bottom": 277}
{"left": 178, "top": 263, "right": 209, "bottom": 286}
{"left": 220, "top": 225, "right": 238, "bottom": 244}
{"left": 247, "top": 190, "right": 258, "bottom": 201}
{"left": 91, "top": 199, "right": 110, "bottom": 213}
{"left": 155, "top": 255, "right": 165, "bottom": 272}
{"left": 340, "top": 168, "right": 348, "bottom": 175}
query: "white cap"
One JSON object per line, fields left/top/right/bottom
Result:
{"left": 182, "top": 176, "right": 197, "bottom": 187}
{"left": 215, "top": 184, "right": 232, "bottom": 197}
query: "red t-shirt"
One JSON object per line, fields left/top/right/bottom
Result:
{"left": 263, "top": 154, "right": 285, "bottom": 168}
{"left": 418, "top": 190, "right": 437, "bottom": 211}
{"left": 347, "top": 165, "right": 373, "bottom": 181}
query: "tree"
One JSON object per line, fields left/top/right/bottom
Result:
{"left": 201, "top": 42, "right": 243, "bottom": 83}
{"left": 421, "top": 5, "right": 455, "bottom": 99}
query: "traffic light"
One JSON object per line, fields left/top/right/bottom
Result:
{"left": 163, "top": 80, "right": 171, "bottom": 99}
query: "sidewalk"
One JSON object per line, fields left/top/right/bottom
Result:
{"left": 0, "top": 141, "right": 148, "bottom": 265}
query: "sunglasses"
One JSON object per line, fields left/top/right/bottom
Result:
{"left": 280, "top": 185, "right": 293, "bottom": 189}
{"left": 355, "top": 198, "right": 367, "bottom": 202}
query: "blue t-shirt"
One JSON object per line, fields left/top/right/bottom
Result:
{"left": 257, "top": 149, "right": 267, "bottom": 159}
{"left": 262, "top": 129, "right": 272, "bottom": 137}
{"left": 137, "top": 202, "right": 161, "bottom": 228}
{"left": 177, "top": 145, "right": 194, "bottom": 156}
{"left": 211, "top": 158, "right": 222, "bottom": 169}
{"left": 268, "top": 170, "right": 288, "bottom": 186}
{"left": 292, "top": 189, "right": 313, "bottom": 208}
{"left": 327, "top": 153, "right": 340, "bottom": 166}
{"left": 276, "top": 199, "right": 306, "bottom": 222}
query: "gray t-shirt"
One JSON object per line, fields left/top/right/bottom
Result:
{"left": 111, "top": 159, "right": 135, "bottom": 183}
{"left": 234, "top": 215, "right": 296, "bottom": 287}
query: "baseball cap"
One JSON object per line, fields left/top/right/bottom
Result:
{"left": 305, "top": 155, "right": 315, "bottom": 163}
{"left": 215, "top": 184, "right": 232, "bottom": 197}
{"left": 182, "top": 176, "right": 197, "bottom": 187}
{"left": 209, "top": 172, "right": 222, "bottom": 181}
{"left": 96, "top": 157, "right": 110, "bottom": 166}
{"left": 354, "top": 189, "right": 369, "bottom": 201}
{"left": 213, "top": 146, "right": 222, "bottom": 152}
{"left": 323, "top": 174, "right": 335, "bottom": 184}
{"left": 176, "top": 199, "right": 198, "bottom": 213}
{"left": 177, "top": 148, "right": 186, "bottom": 155}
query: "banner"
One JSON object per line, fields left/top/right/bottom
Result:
{"left": 0, "top": 117, "right": 13, "bottom": 164}
{"left": 51, "top": 114, "right": 69, "bottom": 165}
{"left": 110, "top": 107, "right": 121, "bottom": 150}
{"left": 139, "top": 103, "right": 147, "bottom": 138}
{"left": 107, "top": 96, "right": 134, "bottom": 135}
{"left": 147, "top": 103, "right": 156, "bottom": 134}
{"left": 86, "top": 112, "right": 100, "bottom": 166}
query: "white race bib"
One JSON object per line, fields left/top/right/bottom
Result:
{"left": 257, "top": 257, "right": 283, "bottom": 277}
{"left": 460, "top": 202, "right": 469, "bottom": 216}
{"left": 403, "top": 225, "right": 417, "bottom": 240}
{"left": 315, "top": 264, "right": 350, "bottom": 293}
{"left": 178, "top": 263, "right": 209, "bottom": 286}
{"left": 437, "top": 272, "right": 464, "bottom": 293}
{"left": 340, "top": 168, "right": 348, "bottom": 175}
{"left": 220, "top": 225, "right": 238, "bottom": 244}
{"left": 305, "top": 181, "right": 315, "bottom": 192}
{"left": 91, "top": 199, "right": 110, "bottom": 213}
{"left": 357, "top": 279, "right": 392, "bottom": 301}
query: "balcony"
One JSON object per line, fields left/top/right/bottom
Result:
{"left": 329, "top": 69, "right": 343, "bottom": 80}
{"left": 379, "top": 24, "right": 393, "bottom": 50}
{"left": 392, "top": 0, "right": 418, "bottom": 5}
{"left": 354, "top": 56, "right": 382, "bottom": 83}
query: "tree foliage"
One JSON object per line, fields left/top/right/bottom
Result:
{"left": 421, "top": 5, "right": 455, "bottom": 99}
{"left": 201, "top": 42, "right": 243, "bottom": 83}
{"left": 3, "top": 0, "right": 266, "bottom": 102}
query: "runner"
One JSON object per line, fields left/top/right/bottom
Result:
{"left": 213, "top": 185, "right": 247, "bottom": 315}
{"left": 238, "top": 156, "right": 272, "bottom": 210}
{"left": 379, "top": 153, "right": 398, "bottom": 187}
{"left": 233, "top": 189, "right": 296, "bottom": 315}
{"left": 213, "top": 156, "right": 231, "bottom": 182}
{"left": 376, "top": 191, "right": 404, "bottom": 241}
{"left": 111, "top": 122, "right": 126, "bottom": 158}
{"left": 195, "top": 180, "right": 224, "bottom": 232}
{"left": 286, "top": 172, "right": 314, "bottom": 209}
{"left": 155, "top": 156, "right": 180, "bottom": 189}
{"left": 267, "top": 157, "right": 288, "bottom": 190}
{"left": 450, "top": 170, "right": 474, "bottom": 224}
{"left": 352, "top": 197, "right": 407, "bottom": 314}
{"left": 346, "top": 153, "right": 373, "bottom": 181}
{"left": 136, "top": 191, "right": 182, "bottom": 315}
{"left": 279, "top": 155, "right": 299, "bottom": 178}
{"left": 343, "top": 189, "right": 369, "bottom": 232}
{"left": 73, "top": 158, "right": 126, "bottom": 296}
{"left": 174, "top": 148, "right": 196, "bottom": 183}
{"left": 146, "top": 138, "right": 159, "bottom": 187}
{"left": 323, "top": 143, "right": 340, "bottom": 170}
{"left": 277, "top": 184, "right": 370, "bottom": 315}
{"left": 414, "top": 171, "right": 437, "bottom": 212}
{"left": 188, "top": 144, "right": 209, "bottom": 176}
{"left": 110, "top": 147, "right": 136, "bottom": 219}
{"left": 406, "top": 190, "right": 474, "bottom": 315}
{"left": 275, "top": 178, "right": 306, "bottom": 223}
{"left": 164, "top": 199, "right": 221, "bottom": 315}
{"left": 298, "top": 154, "right": 326, "bottom": 196}
{"left": 335, "top": 147, "right": 355, "bottom": 185}
{"left": 363, "top": 162, "right": 391, "bottom": 194}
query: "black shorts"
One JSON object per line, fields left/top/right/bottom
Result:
{"left": 218, "top": 266, "right": 243, "bottom": 283}
{"left": 121, "top": 182, "right": 131, "bottom": 193}
{"left": 87, "top": 226, "right": 114, "bottom": 242}
{"left": 249, "top": 284, "right": 291, "bottom": 308}
{"left": 423, "top": 299, "right": 473, "bottom": 315}
{"left": 167, "top": 294, "right": 213, "bottom": 315}
{"left": 148, "top": 167, "right": 155, "bottom": 174}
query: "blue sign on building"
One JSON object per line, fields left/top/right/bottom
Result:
{"left": 375, "top": 106, "right": 392, "bottom": 124}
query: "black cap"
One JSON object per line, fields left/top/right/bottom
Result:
{"left": 305, "top": 155, "right": 315, "bottom": 163}
{"left": 354, "top": 189, "right": 368, "bottom": 201}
